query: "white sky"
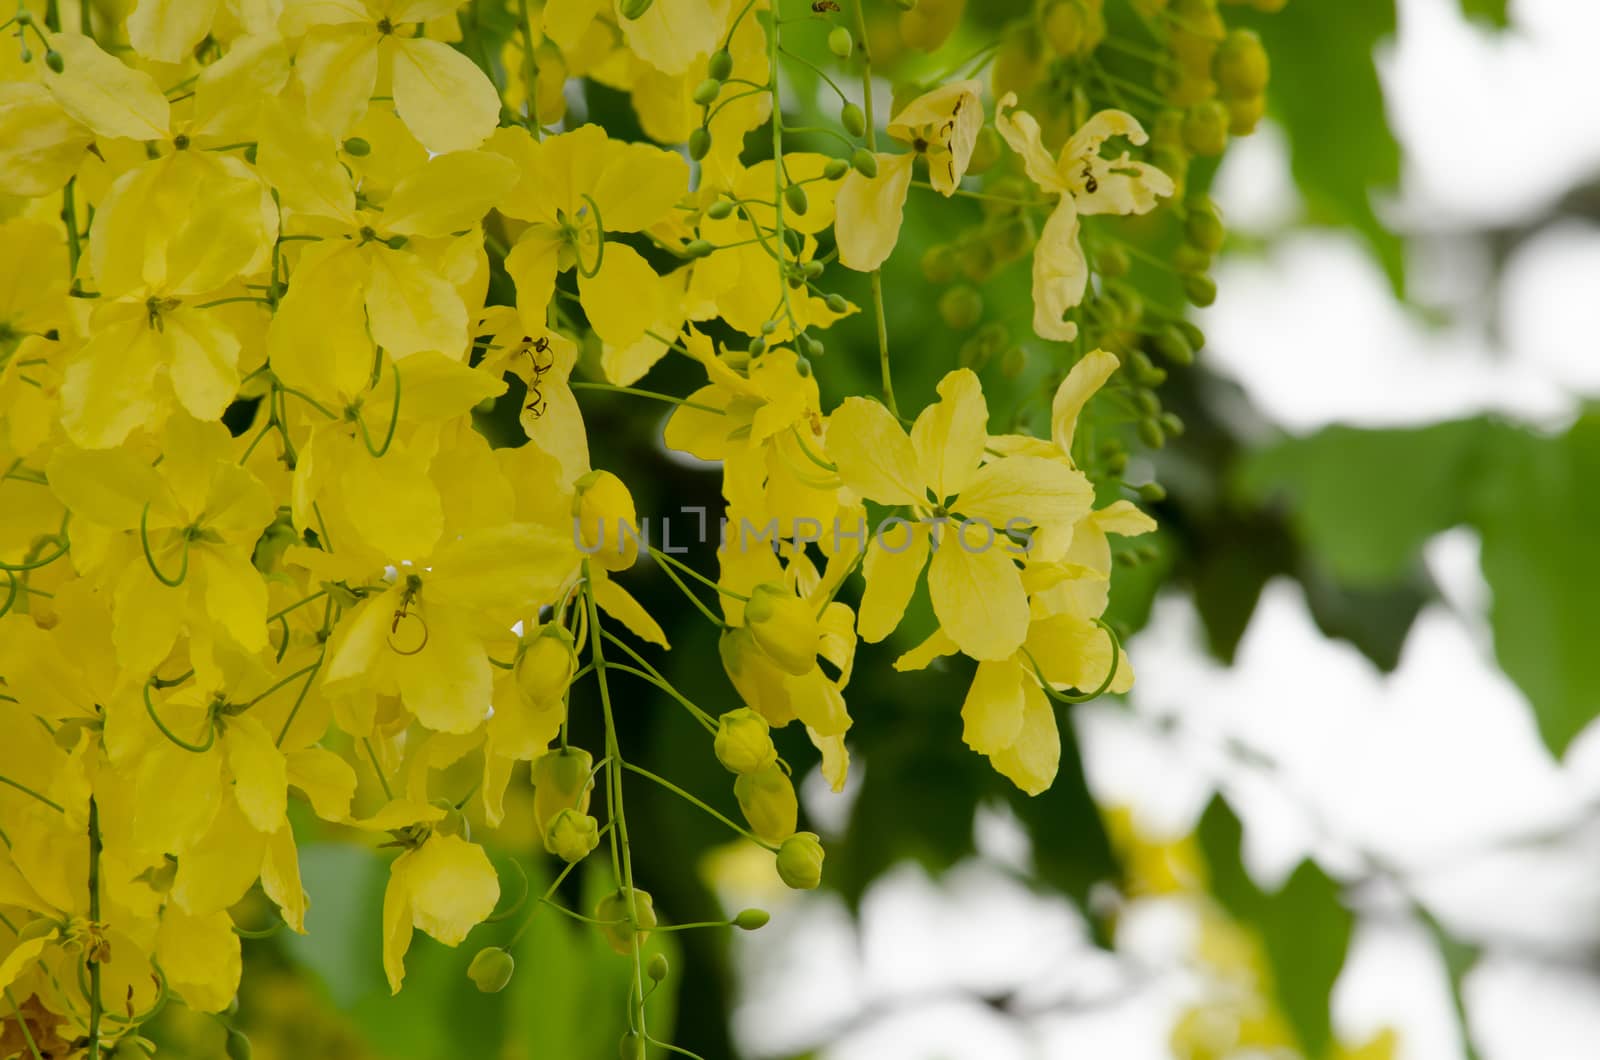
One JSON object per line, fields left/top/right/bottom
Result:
{"left": 725, "top": 1, "right": 1600, "bottom": 1057}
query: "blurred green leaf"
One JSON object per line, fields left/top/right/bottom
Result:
{"left": 1243, "top": 419, "right": 1494, "bottom": 586}
{"left": 1197, "top": 797, "right": 1352, "bottom": 1058}
{"left": 1238, "top": 0, "right": 1405, "bottom": 291}
{"left": 1476, "top": 414, "right": 1600, "bottom": 756}
{"left": 1459, "top": 0, "right": 1511, "bottom": 27}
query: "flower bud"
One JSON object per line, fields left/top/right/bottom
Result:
{"left": 850, "top": 148, "right": 878, "bottom": 178}
{"left": 544, "top": 808, "right": 601, "bottom": 863}
{"left": 385, "top": 234, "right": 409, "bottom": 250}
{"left": 708, "top": 49, "right": 734, "bottom": 81}
{"left": 841, "top": 102, "right": 866, "bottom": 138}
{"left": 1215, "top": 29, "right": 1269, "bottom": 98}
{"left": 776, "top": 831, "right": 825, "bottom": 890}
{"left": 647, "top": 953, "right": 669, "bottom": 981}
{"left": 825, "top": 292, "right": 849, "bottom": 313}
{"left": 734, "top": 763, "right": 798, "bottom": 842}
{"left": 516, "top": 625, "right": 577, "bottom": 707}
{"left": 684, "top": 238, "right": 714, "bottom": 258}
{"left": 596, "top": 888, "right": 656, "bottom": 955}
{"left": 820, "top": 26, "right": 850, "bottom": 59}
{"left": 1184, "top": 199, "right": 1225, "bottom": 254}
{"left": 822, "top": 158, "right": 849, "bottom": 181}
{"left": 1042, "top": 0, "right": 1088, "bottom": 56}
{"left": 1096, "top": 242, "right": 1131, "bottom": 278}
{"left": 44, "top": 49, "right": 64, "bottom": 73}
{"left": 706, "top": 199, "right": 734, "bottom": 220}
{"left": 800, "top": 334, "right": 824, "bottom": 359}
{"left": 619, "top": 1031, "right": 646, "bottom": 1060}
{"left": 689, "top": 127, "right": 711, "bottom": 161}
{"left": 938, "top": 285, "right": 983, "bottom": 330}
{"left": 783, "top": 183, "right": 809, "bottom": 216}
{"left": 1226, "top": 93, "right": 1266, "bottom": 137}
{"left": 1152, "top": 323, "right": 1194, "bottom": 366}
{"left": 532, "top": 747, "right": 593, "bottom": 834}
{"left": 468, "top": 947, "right": 516, "bottom": 993}
{"left": 692, "top": 77, "right": 722, "bottom": 106}
{"left": 742, "top": 583, "right": 819, "bottom": 676}
{"left": 1182, "top": 272, "right": 1217, "bottom": 308}
{"left": 225, "top": 1030, "right": 253, "bottom": 1060}
{"left": 1177, "top": 319, "right": 1205, "bottom": 351}
{"left": 1181, "top": 100, "right": 1229, "bottom": 157}
{"left": 619, "top": 0, "right": 655, "bottom": 18}
{"left": 343, "top": 137, "right": 371, "bottom": 156}
{"left": 573, "top": 469, "right": 639, "bottom": 571}
{"left": 733, "top": 907, "right": 771, "bottom": 930}
{"left": 921, "top": 243, "right": 958, "bottom": 284}
{"left": 715, "top": 708, "right": 777, "bottom": 774}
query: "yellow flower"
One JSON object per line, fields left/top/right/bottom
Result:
{"left": 835, "top": 79, "right": 985, "bottom": 271}
{"left": 382, "top": 830, "right": 500, "bottom": 992}
{"left": 994, "top": 93, "right": 1174, "bottom": 341}
{"left": 827, "top": 369, "right": 1093, "bottom": 661}
{"left": 283, "top": 0, "right": 502, "bottom": 153}
{"left": 491, "top": 123, "right": 689, "bottom": 348}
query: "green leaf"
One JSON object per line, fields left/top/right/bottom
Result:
{"left": 1458, "top": 0, "right": 1510, "bottom": 27}
{"left": 1243, "top": 418, "right": 1494, "bottom": 586}
{"left": 1476, "top": 414, "right": 1600, "bottom": 756}
{"left": 1197, "top": 796, "right": 1353, "bottom": 1058}
{"left": 1238, "top": 0, "right": 1406, "bottom": 291}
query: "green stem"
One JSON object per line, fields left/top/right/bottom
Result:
{"left": 0, "top": 774, "right": 64, "bottom": 813}
{"left": 623, "top": 762, "right": 776, "bottom": 851}
{"left": 568, "top": 381, "right": 725, "bottom": 415}
{"left": 86, "top": 797, "right": 101, "bottom": 1060}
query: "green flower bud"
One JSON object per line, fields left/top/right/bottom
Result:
{"left": 734, "top": 764, "right": 798, "bottom": 843}
{"left": 850, "top": 148, "right": 878, "bottom": 178}
{"left": 706, "top": 199, "right": 734, "bottom": 220}
{"left": 822, "top": 157, "right": 849, "bottom": 180}
{"left": 516, "top": 625, "right": 577, "bottom": 706}
{"left": 748, "top": 336, "right": 766, "bottom": 356}
{"left": 743, "top": 583, "right": 819, "bottom": 675}
{"left": 782, "top": 228, "right": 804, "bottom": 255}
{"left": 1138, "top": 481, "right": 1167, "bottom": 504}
{"left": 708, "top": 49, "right": 734, "bottom": 81}
{"left": 596, "top": 888, "right": 656, "bottom": 955}
{"left": 1041, "top": 0, "right": 1088, "bottom": 56}
{"left": 938, "top": 285, "right": 983, "bottom": 331}
{"left": 619, "top": 1031, "right": 646, "bottom": 1060}
{"left": 828, "top": 26, "right": 854, "bottom": 58}
{"left": 920, "top": 243, "right": 958, "bottom": 284}
{"left": 572, "top": 469, "right": 639, "bottom": 571}
{"left": 545, "top": 808, "right": 601, "bottom": 862}
{"left": 1226, "top": 92, "right": 1266, "bottom": 137}
{"left": 1138, "top": 417, "right": 1167, "bottom": 449}
{"left": 825, "top": 292, "right": 849, "bottom": 313}
{"left": 647, "top": 953, "right": 669, "bottom": 981}
{"left": 802, "top": 259, "right": 824, "bottom": 279}
{"left": 225, "top": 1030, "right": 253, "bottom": 1060}
{"left": 1215, "top": 29, "right": 1269, "bottom": 98}
{"left": 1172, "top": 243, "right": 1210, "bottom": 276}
{"left": 1182, "top": 272, "right": 1217, "bottom": 307}
{"left": 343, "top": 137, "right": 372, "bottom": 157}
{"left": 1096, "top": 242, "right": 1131, "bottom": 278}
{"left": 44, "top": 49, "right": 64, "bottom": 74}
{"left": 384, "top": 234, "right": 409, "bottom": 250}
{"left": 794, "top": 354, "right": 813, "bottom": 377}
{"left": 1152, "top": 323, "right": 1194, "bottom": 366}
{"left": 1128, "top": 350, "right": 1166, "bottom": 387}
{"left": 841, "top": 101, "right": 867, "bottom": 138}
{"left": 532, "top": 746, "right": 593, "bottom": 834}
{"left": 619, "top": 0, "right": 655, "bottom": 18}
{"left": 1000, "top": 345, "right": 1028, "bottom": 379}
{"left": 776, "top": 831, "right": 825, "bottom": 890}
{"left": 684, "top": 238, "right": 714, "bottom": 258}
{"left": 733, "top": 908, "right": 771, "bottom": 930}
{"left": 689, "top": 126, "right": 711, "bottom": 161}
{"left": 692, "top": 77, "right": 722, "bottom": 106}
{"left": 783, "top": 183, "right": 809, "bottom": 216}
{"left": 468, "top": 947, "right": 516, "bottom": 993}
{"left": 1177, "top": 319, "right": 1205, "bottom": 351}
{"left": 800, "top": 334, "right": 824, "bottom": 359}
{"left": 1159, "top": 411, "right": 1185, "bottom": 438}
{"left": 1184, "top": 199, "right": 1225, "bottom": 254}
{"left": 1181, "top": 100, "right": 1229, "bottom": 157}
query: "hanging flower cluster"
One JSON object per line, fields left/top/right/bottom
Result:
{"left": 0, "top": 0, "right": 1272, "bottom": 1054}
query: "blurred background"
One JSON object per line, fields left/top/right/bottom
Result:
{"left": 150, "top": 0, "right": 1600, "bottom": 1056}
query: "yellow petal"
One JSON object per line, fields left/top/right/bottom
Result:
{"left": 1030, "top": 198, "right": 1087, "bottom": 342}
{"left": 388, "top": 36, "right": 501, "bottom": 153}
{"left": 591, "top": 141, "right": 690, "bottom": 232}
{"left": 910, "top": 368, "right": 988, "bottom": 501}
{"left": 962, "top": 659, "right": 1026, "bottom": 756}
{"left": 294, "top": 23, "right": 379, "bottom": 138}
{"left": 577, "top": 242, "right": 664, "bottom": 348}
{"left": 42, "top": 33, "right": 170, "bottom": 141}
{"left": 164, "top": 307, "right": 243, "bottom": 423}
{"left": 504, "top": 226, "right": 564, "bottom": 335}
{"left": 857, "top": 520, "right": 929, "bottom": 643}
{"left": 834, "top": 152, "right": 915, "bottom": 271}
{"left": 60, "top": 317, "right": 163, "bottom": 449}
{"left": 893, "top": 628, "right": 960, "bottom": 671}
{"left": 156, "top": 907, "right": 241, "bottom": 1013}
{"left": 994, "top": 92, "right": 1067, "bottom": 195}
{"left": 382, "top": 850, "right": 416, "bottom": 994}
{"left": 391, "top": 605, "right": 493, "bottom": 733}
{"left": 594, "top": 574, "right": 669, "bottom": 648}
{"left": 255, "top": 97, "right": 358, "bottom": 224}
{"left": 0, "top": 84, "right": 93, "bottom": 198}
{"left": 286, "top": 747, "right": 358, "bottom": 820}
{"left": 956, "top": 455, "right": 1095, "bottom": 552}
{"left": 45, "top": 444, "right": 160, "bottom": 529}
{"left": 340, "top": 446, "right": 444, "bottom": 559}
{"left": 1050, "top": 349, "right": 1121, "bottom": 457}
{"left": 364, "top": 246, "right": 467, "bottom": 357}
{"left": 261, "top": 824, "right": 308, "bottom": 933}
{"left": 989, "top": 679, "right": 1060, "bottom": 795}
{"left": 927, "top": 531, "right": 1028, "bottom": 661}
{"left": 172, "top": 801, "right": 268, "bottom": 913}
{"left": 617, "top": 0, "right": 724, "bottom": 75}
{"left": 128, "top": 0, "right": 220, "bottom": 63}
{"left": 404, "top": 833, "right": 500, "bottom": 945}
{"left": 825, "top": 397, "right": 923, "bottom": 506}
{"left": 384, "top": 150, "right": 519, "bottom": 237}
{"left": 223, "top": 714, "right": 286, "bottom": 833}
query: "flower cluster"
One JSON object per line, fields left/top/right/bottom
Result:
{"left": 0, "top": 0, "right": 1270, "bottom": 1054}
